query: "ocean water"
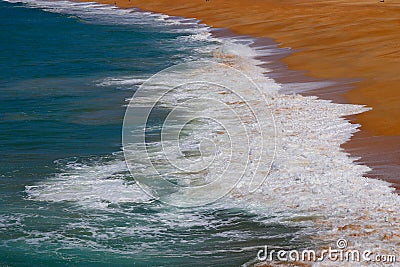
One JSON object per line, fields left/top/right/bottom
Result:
{"left": 1, "top": 0, "right": 400, "bottom": 266}
{"left": 0, "top": 1, "right": 314, "bottom": 266}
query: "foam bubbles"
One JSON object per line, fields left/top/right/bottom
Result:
{"left": 16, "top": 0, "right": 400, "bottom": 263}
{"left": 25, "top": 155, "right": 153, "bottom": 209}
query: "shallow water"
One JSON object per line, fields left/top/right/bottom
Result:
{"left": 3, "top": 0, "right": 400, "bottom": 266}
{"left": 0, "top": 1, "right": 316, "bottom": 265}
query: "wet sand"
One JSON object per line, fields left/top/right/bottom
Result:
{"left": 83, "top": 0, "right": 400, "bottom": 189}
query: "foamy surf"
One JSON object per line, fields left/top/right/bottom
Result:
{"left": 95, "top": 76, "right": 149, "bottom": 89}
{"left": 13, "top": 0, "right": 399, "bottom": 265}
{"left": 217, "top": 38, "right": 400, "bottom": 266}
{"left": 25, "top": 154, "right": 153, "bottom": 209}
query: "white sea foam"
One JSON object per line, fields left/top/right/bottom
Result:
{"left": 3, "top": 0, "right": 210, "bottom": 35}
{"left": 25, "top": 155, "right": 153, "bottom": 209}
{"left": 213, "top": 39, "right": 400, "bottom": 266}
{"left": 16, "top": 0, "right": 400, "bottom": 265}
{"left": 95, "top": 76, "right": 148, "bottom": 89}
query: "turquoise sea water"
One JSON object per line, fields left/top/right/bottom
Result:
{"left": 0, "top": 1, "right": 313, "bottom": 266}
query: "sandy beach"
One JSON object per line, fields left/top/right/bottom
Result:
{"left": 3, "top": 0, "right": 400, "bottom": 265}
{"left": 82, "top": 0, "right": 400, "bottom": 190}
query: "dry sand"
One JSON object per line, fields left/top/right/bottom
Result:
{"left": 82, "top": 0, "right": 400, "bottom": 189}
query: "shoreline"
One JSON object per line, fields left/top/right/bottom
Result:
{"left": 2, "top": 1, "right": 400, "bottom": 266}
{"left": 83, "top": 0, "right": 400, "bottom": 192}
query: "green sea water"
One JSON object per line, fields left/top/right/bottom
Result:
{"left": 0, "top": 1, "right": 312, "bottom": 266}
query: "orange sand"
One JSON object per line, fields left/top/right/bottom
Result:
{"left": 81, "top": 0, "right": 400, "bottom": 187}
{"left": 86, "top": 0, "right": 400, "bottom": 136}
